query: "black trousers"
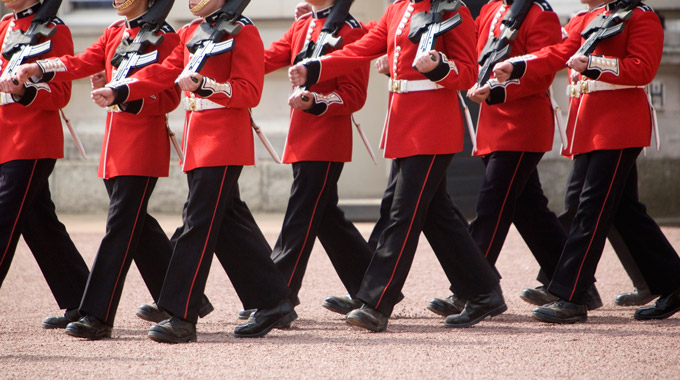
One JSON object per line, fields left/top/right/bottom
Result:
{"left": 79, "top": 176, "right": 173, "bottom": 325}
{"left": 357, "top": 155, "right": 500, "bottom": 316}
{"left": 469, "top": 151, "right": 565, "bottom": 282}
{"left": 0, "top": 159, "right": 88, "bottom": 309}
{"left": 548, "top": 148, "right": 680, "bottom": 304}
{"left": 158, "top": 166, "right": 290, "bottom": 323}
{"left": 271, "top": 161, "right": 373, "bottom": 299}
{"left": 546, "top": 154, "right": 649, "bottom": 291}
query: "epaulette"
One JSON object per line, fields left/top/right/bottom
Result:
{"left": 1, "top": 14, "right": 12, "bottom": 22}
{"left": 50, "top": 17, "right": 65, "bottom": 25}
{"left": 637, "top": 3, "right": 653, "bottom": 12}
{"left": 533, "top": 0, "right": 553, "bottom": 12}
{"left": 236, "top": 15, "right": 253, "bottom": 26}
{"left": 344, "top": 15, "right": 361, "bottom": 29}
{"left": 108, "top": 19, "right": 126, "bottom": 28}
{"left": 159, "top": 21, "right": 175, "bottom": 34}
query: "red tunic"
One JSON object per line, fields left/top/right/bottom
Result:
{"left": 117, "top": 15, "right": 264, "bottom": 171}
{"left": 510, "top": 3, "right": 661, "bottom": 155}
{"left": 0, "top": 10, "right": 71, "bottom": 164}
{"left": 43, "top": 18, "right": 180, "bottom": 179}
{"left": 311, "top": 0, "right": 478, "bottom": 159}
{"left": 264, "top": 7, "right": 369, "bottom": 163}
{"left": 474, "top": 0, "right": 562, "bottom": 156}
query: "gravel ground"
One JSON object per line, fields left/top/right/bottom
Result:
{"left": 1, "top": 214, "right": 679, "bottom": 379}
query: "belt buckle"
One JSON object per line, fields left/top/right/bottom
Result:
{"left": 579, "top": 80, "right": 590, "bottom": 94}
{"left": 107, "top": 104, "right": 119, "bottom": 113}
{"left": 188, "top": 98, "right": 198, "bottom": 111}
{"left": 391, "top": 79, "right": 403, "bottom": 93}
{"left": 568, "top": 84, "right": 578, "bottom": 98}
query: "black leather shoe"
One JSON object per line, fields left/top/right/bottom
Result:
{"left": 532, "top": 300, "right": 587, "bottom": 324}
{"left": 322, "top": 295, "right": 362, "bottom": 315}
{"left": 346, "top": 304, "right": 388, "bottom": 332}
{"left": 444, "top": 289, "right": 507, "bottom": 328}
{"left": 427, "top": 294, "right": 465, "bottom": 317}
{"left": 42, "top": 308, "right": 80, "bottom": 329}
{"left": 521, "top": 285, "right": 602, "bottom": 311}
{"left": 238, "top": 309, "right": 255, "bottom": 320}
{"left": 616, "top": 287, "right": 658, "bottom": 306}
{"left": 634, "top": 288, "right": 680, "bottom": 320}
{"left": 519, "top": 286, "right": 557, "bottom": 306}
{"left": 65, "top": 315, "right": 112, "bottom": 340}
{"left": 148, "top": 317, "right": 197, "bottom": 343}
{"left": 234, "top": 299, "right": 296, "bottom": 338}
{"left": 137, "top": 296, "right": 214, "bottom": 323}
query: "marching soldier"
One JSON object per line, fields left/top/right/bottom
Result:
{"left": 428, "top": 0, "right": 604, "bottom": 319}
{"left": 89, "top": 0, "right": 296, "bottom": 342}
{"left": 0, "top": 0, "right": 89, "bottom": 329}
{"left": 494, "top": 0, "right": 680, "bottom": 323}
{"left": 289, "top": 0, "right": 506, "bottom": 332}
{"left": 257, "top": 0, "right": 373, "bottom": 320}
{"left": 11, "top": 0, "right": 214, "bottom": 339}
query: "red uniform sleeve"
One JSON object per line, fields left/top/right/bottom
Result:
{"left": 490, "top": 6, "right": 562, "bottom": 103}
{"left": 586, "top": 9, "right": 662, "bottom": 85}
{"left": 309, "top": 25, "right": 369, "bottom": 117}
{"left": 50, "top": 28, "right": 109, "bottom": 81}
{"left": 264, "top": 22, "right": 295, "bottom": 74}
{"left": 432, "top": 6, "right": 478, "bottom": 91}
{"left": 19, "top": 23, "right": 73, "bottom": 109}
{"left": 205, "top": 24, "right": 264, "bottom": 109}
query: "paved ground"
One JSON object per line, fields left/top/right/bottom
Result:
{"left": 1, "top": 214, "right": 679, "bottom": 379}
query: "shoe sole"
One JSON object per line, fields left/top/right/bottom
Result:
{"left": 147, "top": 329, "right": 197, "bottom": 343}
{"left": 234, "top": 311, "right": 297, "bottom": 338}
{"left": 198, "top": 303, "right": 214, "bottom": 319}
{"left": 135, "top": 310, "right": 170, "bottom": 323}
{"left": 426, "top": 302, "right": 463, "bottom": 317}
{"left": 345, "top": 315, "right": 386, "bottom": 332}
{"left": 444, "top": 304, "right": 508, "bottom": 328}
{"left": 586, "top": 298, "right": 603, "bottom": 311}
{"left": 519, "top": 293, "right": 558, "bottom": 307}
{"left": 531, "top": 310, "right": 587, "bottom": 324}
{"left": 616, "top": 296, "right": 658, "bottom": 307}
{"left": 274, "top": 310, "right": 298, "bottom": 330}
{"left": 42, "top": 321, "right": 69, "bottom": 329}
{"left": 64, "top": 326, "right": 112, "bottom": 340}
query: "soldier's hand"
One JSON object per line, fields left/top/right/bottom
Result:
{"left": 295, "top": 2, "right": 312, "bottom": 19}
{"left": 567, "top": 54, "right": 588, "bottom": 73}
{"left": 91, "top": 88, "right": 116, "bottom": 107}
{"left": 375, "top": 54, "right": 389, "bottom": 75}
{"left": 414, "top": 50, "right": 439, "bottom": 73}
{"left": 177, "top": 73, "right": 202, "bottom": 92}
{"left": 90, "top": 71, "right": 106, "bottom": 89}
{"left": 289, "top": 64, "right": 308, "bottom": 86}
{"left": 288, "top": 89, "right": 314, "bottom": 110}
{"left": 0, "top": 73, "right": 26, "bottom": 96}
{"left": 466, "top": 83, "right": 490, "bottom": 104}
{"left": 13, "top": 63, "right": 42, "bottom": 85}
{"left": 492, "top": 61, "right": 513, "bottom": 83}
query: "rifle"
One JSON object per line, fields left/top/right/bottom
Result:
{"left": 2, "top": 0, "right": 62, "bottom": 83}
{"left": 109, "top": 0, "right": 175, "bottom": 83}
{"left": 178, "top": 0, "right": 250, "bottom": 82}
{"left": 408, "top": 0, "right": 462, "bottom": 69}
{"left": 477, "top": 0, "right": 534, "bottom": 86}
{"left": 576, "top": 0, "right": 642, "bottom": 56}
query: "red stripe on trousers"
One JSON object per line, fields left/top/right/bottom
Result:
{"left": 184, "top": 167, "right": 229, "bottom": 319}
{"left": 376, "top": 156, "right": 436, "bottom": 308}
{"left": 569, "top": 151, "right": 623, "bottom": 301}
{"left": 0, "top": 160, "right": 37, "bottom": 267}
{"left": 484, "top": 152, "right": 524, "bottom": 258}
{"left": 104, "top": 177, "right": 151, "bottom": 321}
{"left": 288, "top": 162, "right": 331, "bottom": 287}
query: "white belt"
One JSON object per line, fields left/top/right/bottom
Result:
{"left": 183, "top": 97, "right": 226, "bottom": 111}
{"left": 388, "top": 78, "right": 443, "bottom": 93}
{"left": 567, "top": 80, "right": 644, "bottom": 98}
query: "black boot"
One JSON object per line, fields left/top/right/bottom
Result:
{"left": 148, "top": 316, "right": 197, "bottom": 343}
{"left": 532, "top": 300, "right": 587, "bottom": 324}
{"left": 234, "top": 299, "right": 297, "bottom": 338}
{"left": 137, "top": 295, "right": 214, "bottom": 323}
{"left": 634, "top": 288, "right": 680, "bottom": 320}
{"left": 444, "top": 288, "right": 507, "bottom": 328}
{"left": 42, "top": 308, "right": 81, "bottom": 329}
{"left": 346, "top": 304, "right": 389, "bottom": 332}
{"left": 65, "top": 315, "right": 113, "bottom": 340}
{"left": 616, "top": 287, "right": 658, "bottom": 307}
{"left": 427, "top": 294, "right": 465, "bottom": 317}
